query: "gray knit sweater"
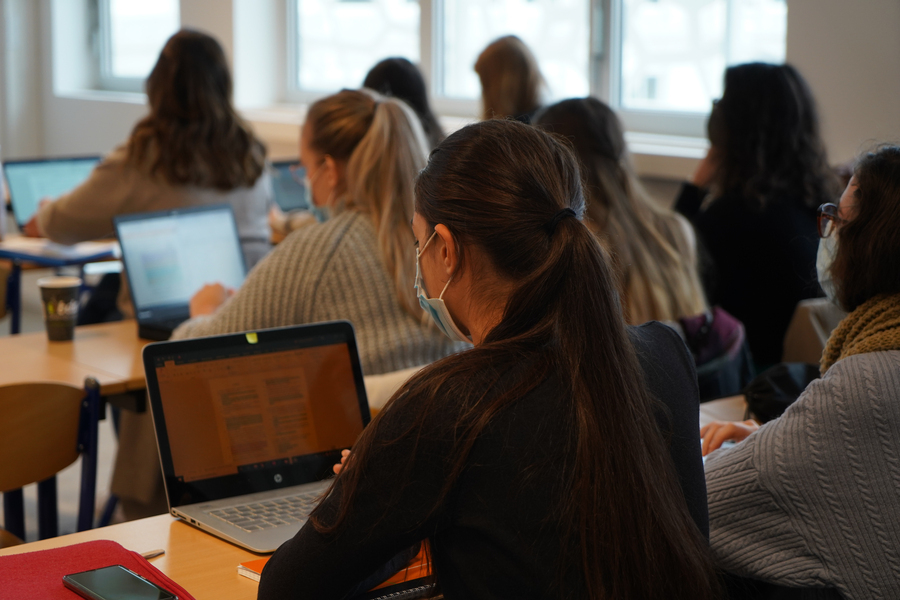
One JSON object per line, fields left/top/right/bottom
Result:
{"left": 705, "top": 350, "right": 900, "bottom": 599}
{"left": 172, "top": 210, "right": 467, "bottom": 375}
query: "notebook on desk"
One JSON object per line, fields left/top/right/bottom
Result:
{"left": 143, "top": 321, "right": 371, "bottom": 554}
{"left": 114, "top": 204, "right": 247, "bottom": 341}
{"left": 3, "top": 156, "right": 100, "bottom": 228}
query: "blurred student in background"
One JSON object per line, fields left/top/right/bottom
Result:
{"left": 676, "top": 63, "right": 839, "bottom": 367}
{"left": 363, "top": 57, "right": 445, "bottom": 150}
{"left": 259, "top": 119, "right": 720, "bottom": 600}
{"left": 536, "top": 97, "right": 707, "bottom": 324}
{"left": 25, "top": 29, "right": 271, "bottom": 322}
{"left": 474, "top": 35, "right": 545, "bottom": 124}
{"left": 702, "top": 146, "right": 900, "bottom": 600}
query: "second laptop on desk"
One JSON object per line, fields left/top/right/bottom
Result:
{"left": 114, "top": 204, "right": 247, "bottom": 341}
{"left": 143, "top": 320, "right": 371, "bottom": 554}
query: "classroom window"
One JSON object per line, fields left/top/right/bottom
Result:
{"left": 619, "top": 0, "right": 787, "bottom": 113}
{"left": 96, "top": 0, "right": 180, "bottom": 92}
{"left": 439, "top": 0, "right": 591, "bottom": 100}
{"left": 287, "top": 0, "right": 786, "bottom": 136}
{"left": 291, "top": 0, "right": 421, "bottom": 92}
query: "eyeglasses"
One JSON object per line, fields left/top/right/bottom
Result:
{"left": 817, "top": 203, "right": 846, "bottom": 238}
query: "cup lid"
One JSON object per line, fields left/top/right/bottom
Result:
{"left": 37, "top": 276, "right": 83, "bottom": 288}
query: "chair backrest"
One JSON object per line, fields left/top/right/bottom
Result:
{"left": 0, "top": 380, "right": 99, "bottom": 541}
{"left": 0, "top": 383, "right": 85, "bottom": 492}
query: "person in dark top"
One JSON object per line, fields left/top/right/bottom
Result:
{"left": 258, "top": 120, "right": 719, "bottom": 600}
{"left": 363, "top": 57, "right": 445, "bottom": 151}
{"left": 675, "top": 63, "right": 839, "bottom": 368}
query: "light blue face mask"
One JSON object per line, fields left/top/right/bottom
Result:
{"left": 415, "top": 231, "right": 472, "bottom": 343}
{"left": 816, "top": 234, "right": 839, "bottom": 307}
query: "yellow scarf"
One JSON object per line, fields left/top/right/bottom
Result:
{"left": 821, "top": 293, "right": 900, "bottom": 373}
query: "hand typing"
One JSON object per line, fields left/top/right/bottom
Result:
{"left": 333, "top": 449, "right": 351, "bottom": 475}
{"left": 189, "top": 283, "right": 235, "bottom": 317}
{"left": 700, "top": 419, "right": 759, "bottom": 456}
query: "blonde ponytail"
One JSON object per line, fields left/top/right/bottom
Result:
{"left": 346, "top": 96, "right": 429, "bottom": 319}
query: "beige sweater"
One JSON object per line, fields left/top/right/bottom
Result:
{"left": 36, "top": 145, "right": 272, "bottom": 269}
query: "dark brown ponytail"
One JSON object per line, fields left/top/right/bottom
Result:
{"left": 314, "top": 119, "right": 719, "bottom": 599}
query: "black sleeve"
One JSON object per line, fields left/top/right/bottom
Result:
{"left": 257, "top": 397, "right": 454, "bottom": 600}
{"left": 673, "top": 182, "right": 707, "bottom": 219}
{"left": 627, "top": 322, "right": 709, "bottom": 539}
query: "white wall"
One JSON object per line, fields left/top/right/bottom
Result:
{"left": 786, "top": 0, "right": 900, "bottom": 164}
{"left": 3, "top": 0, "right": 900, "bottom": 172}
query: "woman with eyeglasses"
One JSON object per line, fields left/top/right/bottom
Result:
{"left": 702, "top": 146, "right": 900, "bottom": 599}
{"left": 676, "top": 63, "right": 839, "bottom": 368}
{"left": 257, "top": 119, "right": 720, "bottom": 600}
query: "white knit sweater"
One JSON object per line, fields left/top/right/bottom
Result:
{"left": 172, "top": 210, "right": 467, "bottom": 375}
{"left": 705, "top": 350, "right": 900, "bottom": 599}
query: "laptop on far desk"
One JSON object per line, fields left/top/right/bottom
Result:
{"left": 114, "top": 204, "right": 247, "bottom": 341}
{"left": 270, "top": 160, "right": 310, "bottom": 213}
{"left": 3, "top": 156, "right": 100, "bottom": 228}
{"left": 142, "top": 321, "right": 371, "bottom": 553}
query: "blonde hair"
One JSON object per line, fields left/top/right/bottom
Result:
{"left": 474, "top": 35, "right": 544, "bottom": 121}
{"left": 536, "top": 98, "right": 707, "bottom": 323}
{"left": 306, "top": 90, "right": 428, "bottom": 319}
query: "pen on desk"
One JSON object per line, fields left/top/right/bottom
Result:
{"left": 141, "top": 549, "right": 166, "bottom": 560}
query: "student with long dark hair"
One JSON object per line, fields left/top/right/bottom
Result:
{"left": 27, "top": 29, "right": 271, "bottom": 270}
{"left": 676, "top": 63, "right": 839, "bottom": 367}
{"left": 363, "top": 57, "right": 445, "bottom": 150}
{"left": 24, "top": 29, "right": 271, "bottom": 325}
{"left": 258, "top": 120, "right": 719, "bottom": 600}
{"left": 474, "top": 35, "right": 545, "bottom": 123}
{"left": 702, "top": 146, "right": 900, "bottom": 599}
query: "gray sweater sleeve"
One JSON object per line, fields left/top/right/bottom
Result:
{"left": 705, "top": 351, "right": 900, "bottom": 599}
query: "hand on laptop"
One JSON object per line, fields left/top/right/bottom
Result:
{"left": 22, "top": 198, "right": 51, "bottom": 237}
{"left": 190, "top": 283, "right": 235, "bottom": 317}
{"left": 333, "top": 449, "right": 351, "bottom": 475}
{"left": 700, "top": 419, "right": 759, "bottom": 456}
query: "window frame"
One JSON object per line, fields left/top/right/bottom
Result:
{"left": 284, "top": 0, "right": 784, "bottom": 139}
{"left": 93, "top": 0, "right": 180, "bottom": 94}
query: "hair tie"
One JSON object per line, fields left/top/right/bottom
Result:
{"left": 545, "top": 208, "right": 577, "bottom": 237}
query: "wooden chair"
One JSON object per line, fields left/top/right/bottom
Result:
{"left": 0, "top": 378, "right": 100, "bottom": 541}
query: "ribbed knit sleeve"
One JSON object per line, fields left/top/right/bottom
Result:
{"left": 706, "top": 350, "right": 900, "bottom": 599}
{"left": 172, "top": 211, "right": 466, "bottom": 375}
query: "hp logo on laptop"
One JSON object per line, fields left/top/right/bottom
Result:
{"left": 274, "top": 474, "right": 283, "bottom": 483}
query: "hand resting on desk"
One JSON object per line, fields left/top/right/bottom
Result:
{"left": 700, "top": 419, "right": 759, "bottom": 456}
{"left": 189, "top": 283, "right": 235, "bottom": 317}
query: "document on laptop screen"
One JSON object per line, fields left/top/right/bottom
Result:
{"left": 155, "top": 343, "right": 363, "bottom": 482}
{"left": 118, "top": 209, "right": 245, "bottom": 309}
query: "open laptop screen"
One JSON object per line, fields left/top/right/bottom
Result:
{"left": 144, "top": 322, "right": 370, "bottom": 506}
{"left": 116, "top": 205, "right": 246, "bottom": 313}
{"left": 3, "top": 157, "right": 100, "bottom": 227}
{"left": 270, "top": 161, "right": 309, "bottom": 212}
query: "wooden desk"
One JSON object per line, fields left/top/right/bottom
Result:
{"left": 0, "top": 514, "right": 262, "bottom": 600}
{"left": 0, "top": 320, "right": 148, "bottom": 397}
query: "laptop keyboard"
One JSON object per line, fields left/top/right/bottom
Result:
{"left": 205, "top": 491, "right": 321, "bottom": 532}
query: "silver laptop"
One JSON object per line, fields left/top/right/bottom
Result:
{"left": 143, "top": 321, "right": 371, "bottom": 553}
{"left": 2, "top": 156, "right": 101, "bottom": 228}
{"left": 114, "top": 204, "right": 247, "bottom": 341}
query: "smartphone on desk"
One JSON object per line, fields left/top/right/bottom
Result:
{"left": 62, "top": 565, "right": 178, "bottom": 600}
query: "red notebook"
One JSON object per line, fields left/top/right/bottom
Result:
{"left": 0, "top": 539, "right": 194, "bottom": 599}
